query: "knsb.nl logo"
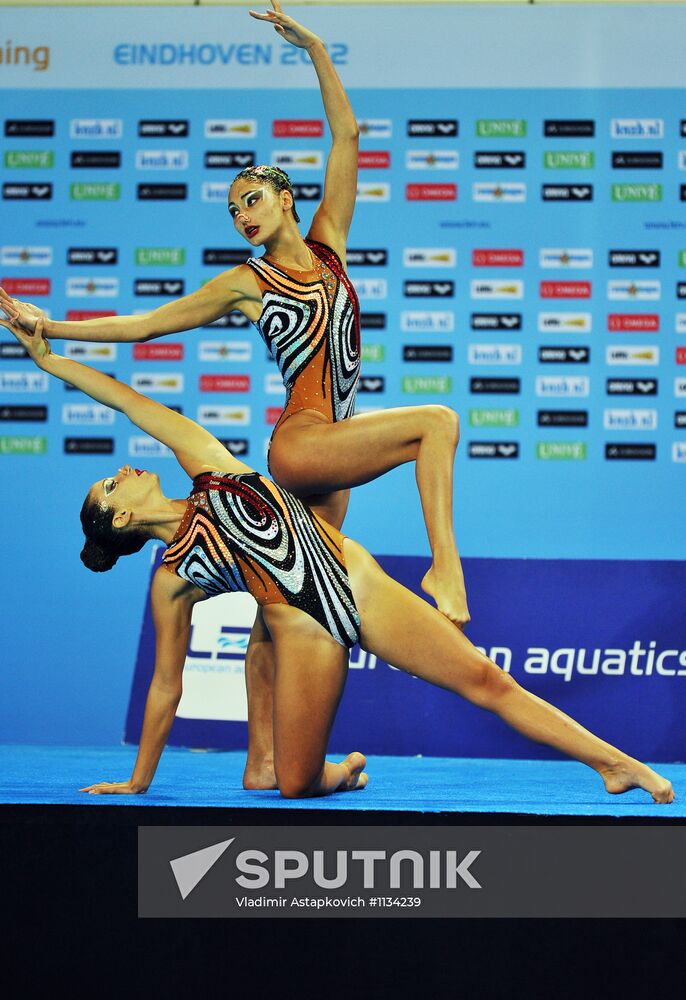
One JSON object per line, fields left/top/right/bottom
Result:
{"left": 610, "top": 118, "right": 663, "bottom": 139}
{"left": 536, "top": 376, "right": 590, "bottom": 398}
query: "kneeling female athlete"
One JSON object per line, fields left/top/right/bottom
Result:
{"left": 3, "top": 317, "right": 674, "bottom": 803}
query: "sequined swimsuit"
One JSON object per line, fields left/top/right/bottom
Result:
{"left": 246, "top": 239, "right": 361, "bottom": 448}
{"left": 162, "top": 471, "right": 361, "bottom": 649}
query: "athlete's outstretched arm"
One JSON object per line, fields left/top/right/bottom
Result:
{"left": 0, "top": 315, "right": 251, "bottom": 477}
{"left": 81, "top": 569, "right": 193, "bottom": 794}
{"left": 251, "top": 2, "right": 359, "bottom": 252}
{"left": 0, "top": 266, "right": 259, "bottom": 342}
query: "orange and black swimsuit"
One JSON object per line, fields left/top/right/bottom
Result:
{"left": 246, "top": 239, "right": 361, "bottom": 443}
{"left": 162, "top": 471, "right": 361, "bottom": 649}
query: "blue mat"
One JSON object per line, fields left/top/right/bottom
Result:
{"left": 0, "top": 745, "right": 682, "bottom": 817}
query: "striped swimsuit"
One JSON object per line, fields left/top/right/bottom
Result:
{"left": 162, "top": 471, "right": 361, "bottom": 649}
{"left": 246, "top": 239, "right": 361, "bottom": 444}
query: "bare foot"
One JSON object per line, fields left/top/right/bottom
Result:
{"left": 243, "top": 758, "right": 277, "bottom": 790}
{"left": 336, "top": 751, "right": 368, "bottom": 792}
{"left": 421, "top": 564, "right": 470, "bottom": 628}
{"left": 599, "top": 758, "right": 674, "bottom": 803}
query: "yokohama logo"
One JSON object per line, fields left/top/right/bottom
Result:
{"left": 607, "top": 314, "right": 659, "bottom": 332}
{"left": 200, "top": 375, "right": 251, "bottom": 393}
{"left": 472, "top": 250, "right": 523, "bottom": 267}
{"left": 134, "top": 344, "right": 184, "bottom": 361}
{"left": 406, "top": 184, "right": 457, "bottom": 201}
{"left": 66, "top": 310, "right": 117, "bottom": 321}
{"left": 358, "top": 151, "right": 390, "bottom": 169}
{"left": 2, "top": 278, "right": 50, "bottom": 295}
{"left": 273, "top": 120, "right": 323, "bottom": 137}
{"left": 540, "top": 281, "right": 591, "bottom": 299}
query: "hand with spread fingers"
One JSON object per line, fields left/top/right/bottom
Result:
{"left": 249, "top": 1, "right": 322, "bottom": 50}
{"left": 0, "top": 285, "right": 45, "bottom": 335}
{"left": 0, "top": 313, "right": 52, "bottom": 367}
{"left": 79, "top": 781, "right": 144, "bottom": 795}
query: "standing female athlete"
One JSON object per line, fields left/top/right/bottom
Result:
{"left": 0, "top": 3, "right": 467, "bottom": 787}
{"left": 1, "top": 316, "right": 674, "bottom": 805}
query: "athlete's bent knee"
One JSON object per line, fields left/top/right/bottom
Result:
{"left": 468, "top": 657, "right": 517, "bottom": 710}
{"left": 427, "top": 404, "right": 460, "bottom": 445}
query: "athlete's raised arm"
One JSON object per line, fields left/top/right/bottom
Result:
{"left": 0, "top": 266, "right": 260, "bottom": 343}
{"left": 0, "top": 315, "right": 252, "bottom": 478}
{"left": 250, "top": 2, "right": 359, "bottom": 257}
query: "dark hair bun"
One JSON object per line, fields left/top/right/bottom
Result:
{"left": 80, "top": 538, "right": 118, "bottom": 573}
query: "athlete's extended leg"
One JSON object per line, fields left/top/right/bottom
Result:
{"left": 263, "top": 604, "right": 367, "bottom": 798}
{"left": 242, "top": 609, "right": 277, "bottom": 789}
{"left": 345, "top": 540, "right": 673, "bottom": 803}
{"left": 269, "top": 405, "right": 469, "bottom": 626}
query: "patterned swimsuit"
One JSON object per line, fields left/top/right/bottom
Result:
{"left": 162, "top": 471, "right": 361, "bottom": 649}
{"left": 246, "top": 239, "right": 361, "bottom": 448}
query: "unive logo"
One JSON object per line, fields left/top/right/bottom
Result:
{"left": 70, "top": 183, "right": 120, "bottom": 201}
{"left": 198, "top": 405, "right": 250, "bottom": 426}
{"left": 272, "top": 150, "right": 323, "bottom": 170}
{"left": 132, "top": 374, "right": 184, "bottom": 393}
{"left": 361, "top": 344, "right": 385, "bottom": 363}
{"left": 136, "top": 247, "right": 185, "bottom": 266}
{"left": 468, "top": 408, "right": 519, "bottom": 428}
{"left": 0, "top": 435, "right": 47, "bottom": 455}
{"left": 610, "top": 118, "right": 664, "bottom": 139}
{"left": 136, "top": 150, "right": 188, "bottom": 170}
{"left": 607, "top": 280, "right": 660, "bottom": 301}
{"left": 199, "top": 341, "right": 252, "bottom": 363}
{"left": 603, "top": 408, "right": 658, "bottom": 431}
{"left": 611, "top": 184, "right": 662, "bottom": 202}
{"left": 539, "top": 249, "right": 593, "bottom": 269}
{"left": 402, "top": 376, "right": 452, "bottom": 395}
{"left": 65, "top": 344, "right": 117, "bottom": 361}
{"left": 400, "top": 311, "right": 454, "bottom": 332}
{"left": 606, "top": 346, "right": 659, "bottom": 366}
{"left": 205, "top": 119, "right": 256, "bottom": 138}
{"left": 543, "top": 150, "right": 594, "bottom": 169}
{"left": 474, "top": 151, "right": 525, "bottom": 169}
{"left": 473, "top": 183, "right": 526, "bottom": 203}
{"left": 1, "top": 246, "right": 52, "bottom": 266}
{"left": 62, "top": 404, "right": 115, "bottom": 426}
{"left": 358, "top": 118, "right": 392, "bottom": 138}
{"left": 404, "top": 248, "right": 456, "bottom": 268}
{"left": 468, "top": 343, "right": 522, "bottom": 365}
{"left": 536, "top": 442, "right": 587, "bottom": 461}
{"left": 476, "top": 119, "right": 526, "bottom": 138}
{"left": 471, "top": 280, "right": 523, "bottom": 300}
{"left": 535, "top": 376, "right": 590, "bottom": 397}
{"left": 406, "top": 150, "right": 458, "bottom": 170}
{"left": 70, "top": 119, "right": 122, "bottom": 139}
{"left": 3, "top": 150, "right": 53, "bottom": 169}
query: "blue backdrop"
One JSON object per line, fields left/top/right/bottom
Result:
{"left": 0, "top": 5, "right": 684, "bottom": 757}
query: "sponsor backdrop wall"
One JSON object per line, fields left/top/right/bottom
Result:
{"left": 1, "top": 5, "right": 684, "bottom": 759}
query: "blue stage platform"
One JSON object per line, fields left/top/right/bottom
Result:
{"left": 0, "top": 745, "right": 682, "bottom": 818}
